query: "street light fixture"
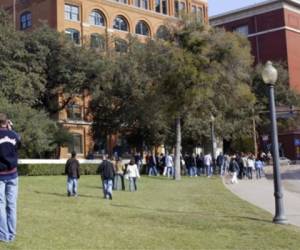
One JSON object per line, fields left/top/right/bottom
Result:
{"left": 262, "top": 61, "right": 288, "bottom": 224}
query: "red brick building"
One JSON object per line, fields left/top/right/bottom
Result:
{"left": 210, "top": 0, "right": 300, "bottom": 160}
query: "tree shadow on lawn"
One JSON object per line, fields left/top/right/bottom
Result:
{"left": 34, "top": 190, "right": 100, "bottom": 199}
{"left": 110, "top": 204, "right": 271, "bottom": 223}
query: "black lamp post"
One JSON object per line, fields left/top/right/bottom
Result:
{"left": 262, "top": 61, "right": 288, "bottom": 224}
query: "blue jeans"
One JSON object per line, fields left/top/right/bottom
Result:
{"left": 189, "top": 166, "right": 197, "bottom": 176}
{"left": 114, "top": 174, "right": 125, "bottom": 190}
{"left": 67, "top": 177, "right": 78, "bottom": 196}
{"left": 0, "top": 177, "right": 18, "bottom": 242}
{"left": 129, "top": 177, "right": 137, "bottom": 192}
{"left": 166, "top": 166, "right": 174, "bottom": 178}
{"left": 206, "top": 164, "right": 212, "bottom": 176}
{"left": 103, "top": 179, "right": 113, "bottom": 199}
{"left": 219, "top": 163, "right": 225, "bottom": 176}
{"left": 148, "top": 166, "right": 158, "bottom": 176}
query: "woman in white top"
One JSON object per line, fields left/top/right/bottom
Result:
{"left": 247, "top": 155, "right": 255, "bottom": 179}
{"left": 126, "top": 159, "right": 140, "bottom": 192}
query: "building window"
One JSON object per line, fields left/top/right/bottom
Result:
{"left": 135, "top": 21, "right": 150, "bottom": 36}
{"left": 191, "top": 6, "right": 196, "bottom": 14}
{"left": 174, "top": 0, "right": 179, "bottom": 17}
{"left": 90, "top": 10, "right": 105, "bottom": 27}
{"left": 20, "top": 12, "right": 32, "bottom": 30}
{"left": 179, "top": 2, "right": 186, "bottom": 12}
{"left": 162, "top": 0, "right": 168, "bottom": 14}
{"left": 90, "top": 33, "right": 106, "bottom": 50}
{"left": 113, "top": 16, "right": 129, "bottom": 31}
{"left": 197, "top": 7, "right": 203, "bottom": 22}
{"left": 135, "top": 0, "right": 148, "bottom": 9}
{"left": 64, "top": 4, "right": 79, "bottom": 21}
{"left": 234, "top": 25, "right": 249, "bottom": 36}
{"left": 155, "top": 0, "right": 160, "bottom": 13}
{"left": 68, "top": 133, "right": 83, "bottom": 154}
{"left": 156, "top": 0, "right": 168, "bottom": 14}
{"left": 115, "top": 38, "right": 128, "bottom": 53}
{"left": 65, "top": 29, "right": 80, "bottom": 44}
{"left": 115, "top": 0, "right": 128, "bottom": 3}
{"left": 67, "top": 104, "right": 82, "bottom": 121}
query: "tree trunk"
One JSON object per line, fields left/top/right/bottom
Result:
{"left": 174, "top": 116, "right": 181, "bottom": 180}
{"left": 252, "top": 116, "right": 258, "bottom": 158}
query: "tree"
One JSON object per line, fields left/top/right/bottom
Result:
{"left": 152, "top": 21, "right": 255, "bottom": 180}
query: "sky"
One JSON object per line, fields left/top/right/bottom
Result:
{"left": 208, "top": 0, "right": 266, "bottom": 16}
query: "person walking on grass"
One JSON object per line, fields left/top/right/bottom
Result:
{"left": 65, "top": 151, "right": 80, "bottom": 197}
{"left": 0, "top": 113, "right": 21, "bottom": 243}
{"left": 126, "top": 159, "right": 140, "bottom": 192}
{"left": 99, "top": 155, "right": 115, "bottom": 200}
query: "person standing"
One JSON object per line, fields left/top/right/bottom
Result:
{"left": 126, "top": 159, "right": 140, "bottom": 192}
{"left": 65, "top": 151, "right": 80, "bottom": 197}
{"left": 204, "top": 153, "right": 213, "bottom": 177}
{"left": 230, "top": 155, "right": 240, "bottom": 184}
{"left": 147, "top": 153, "right": 158, "bottom": 176}
{"left": 99, "top": 155, "right": 115, "bottom": 200}
{"left": 216, "top": 153, "right": 225, "bottom": 176}
{"left": 255, "top": 158, "right": 264, "bottom": 179}
{"left": 165, "top": 153, "right": 174, "bottom": 178}
{"left": 114, "top": 157, "right": 125, "bottom": 191}
{"left": 0, "top": 113, "right": 21, "bottom": 242}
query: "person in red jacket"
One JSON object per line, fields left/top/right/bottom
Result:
{"left": 65, "top": 151, "right": 80, "bottom": 197}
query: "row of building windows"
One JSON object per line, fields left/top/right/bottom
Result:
{"left": 65, "top": 24, "right": 168, "bottom": 48}
{"left": 64, "top": 2, "right": 205, "bottom": 22}
{"left": 19, "top": 3, "right": 205, "bottom": 31}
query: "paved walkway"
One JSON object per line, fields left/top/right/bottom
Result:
{"left": 223, "top": 166, "right": 300, "bottom": 227}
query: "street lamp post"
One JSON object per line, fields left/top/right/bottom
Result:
{"left": 210, "top": 115, "right": 215, "bottom": 173}
{"left": 262, "top": 61, "right": 288, "bottom": 224}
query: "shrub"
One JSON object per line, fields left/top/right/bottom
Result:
{"left": 18, "top": 164, "right": 99, "bottom": 176}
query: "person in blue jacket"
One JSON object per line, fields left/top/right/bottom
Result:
{"left": 0, "top": 113, "right": 21, "bottom": 242}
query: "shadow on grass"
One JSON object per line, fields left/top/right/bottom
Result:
{"left": 34, "top": 191, "right": 100, "bottom": 199}
{"left": 83, "top": 184, "right": 103, "bottom": 189}
{"left": 111, "top": 204, "right": 271, "bottom": 223}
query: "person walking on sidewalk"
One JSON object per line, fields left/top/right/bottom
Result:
{"left": 65, "top": 151, "right": 80, "bottom": 197}
{"left": 230, "top": 155, "right": 240, "bottom": 184}
{"left": 0, "top": 113, "right": 21, "bottom": 243}
{"left": 255, "top": 158, "right": 264, "bottom": 179}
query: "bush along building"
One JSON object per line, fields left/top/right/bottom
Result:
{"left": 1, "top": 0, "right": 208, "bottom": 158}
{"left": 210, "top": 0, "right": 300, "bottom": 161}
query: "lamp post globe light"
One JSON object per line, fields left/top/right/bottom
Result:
{"left": 262, "top": 61, "right": 288, "bottom": 224}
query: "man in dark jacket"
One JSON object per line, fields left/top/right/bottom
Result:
{"left": 99, "top": 155, "right": 115, "bottom": 200}
{"left": 0, "top": 113, "right": 21, "bottom": 242}
{"left": 65, "top": 151, "right": 80, "bottom": 197}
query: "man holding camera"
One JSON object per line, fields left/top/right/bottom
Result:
{"left": 0, "top": 113, "right": 21, "bottom": 242}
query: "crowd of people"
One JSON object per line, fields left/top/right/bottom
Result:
{"left": 142, "top": 151, "right": 266, "bottom": 184}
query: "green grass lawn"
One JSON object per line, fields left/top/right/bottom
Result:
{"left": 1, "top": 175, "right": 300, "bottom": 250}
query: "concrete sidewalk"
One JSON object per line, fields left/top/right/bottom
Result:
{"left": 223, "top": 171, "right": 300, "bottom": 227}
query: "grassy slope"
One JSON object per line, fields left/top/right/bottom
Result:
{"left": 1, "top": 175, "right": 300, "bottom": 250}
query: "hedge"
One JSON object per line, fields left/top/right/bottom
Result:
{"left": 18, "top": 164, "right": 99, "bottom": 176}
